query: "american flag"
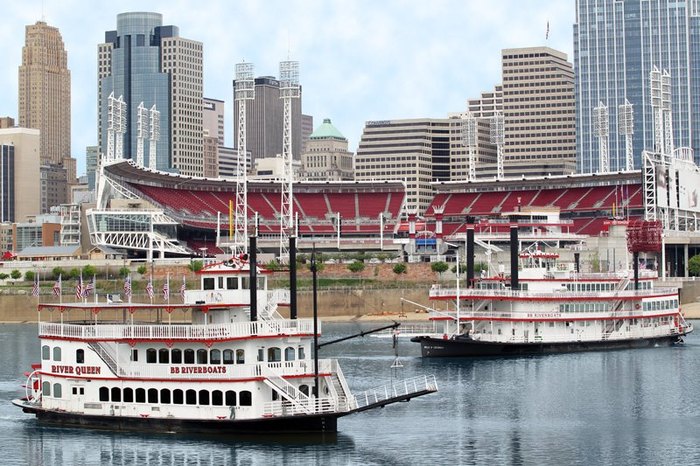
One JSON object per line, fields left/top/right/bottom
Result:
{"left": 123, "top": 275, "right": 132, "bottom": 298}
{"left": 75, "top": 276, "right": 83, "bottom": 300}
{"left": 163, "top": 274, "right": 170, "bottom": 301}
{"left": 82, "top": 275, "right": 95, "bottom": 298}
{"left": 52, "top": 275, "right": 62, "bottom": 297}
{"left": 31, "top": 277, "right": 40, "bottom": 297}
{"left": 146, "top": 277, "right": 154, "bottom": 300}
{"left": 180, "top": 276, "right": 186, "bottom": 301}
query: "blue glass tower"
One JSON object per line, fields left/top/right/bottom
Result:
{"left": 574, "top": 0, "right": 700, "bottom": 173}
{"left": 99, "top": 12, "right": 173, "bottom": 170}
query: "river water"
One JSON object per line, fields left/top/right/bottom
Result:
{"left": 2, "top": 322, "right": 700, "bottom": 465}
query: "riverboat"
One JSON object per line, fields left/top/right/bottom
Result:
{"left": 13, "top": 250, "right": 437, "bottom": 434}
{"left": 411, "top": 224, "right": 693, "bottom": 358}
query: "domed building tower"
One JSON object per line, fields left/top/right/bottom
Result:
{"left": 300, "top": 118, "right": 354, "bottom": 181}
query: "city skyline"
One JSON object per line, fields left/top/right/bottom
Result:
{"left": 0, "top": 0, "right": 574, "bottom": 176}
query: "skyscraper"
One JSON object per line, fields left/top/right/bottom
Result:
{"left": 18, "top": 21, "right": 71, "bottom": 167}
{"left": 98, "top": 12, "right": 203, "bottom": 175}
{"left": 233, "top": 76, "right": 302, "bottom": 165}
{"left": 574, "top": 0, "right": 700, "bottom": 172}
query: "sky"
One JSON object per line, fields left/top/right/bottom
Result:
{"left": 0, "top": 0, "right": 575, "bottom": 176}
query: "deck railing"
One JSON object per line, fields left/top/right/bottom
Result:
{"left": 38, "top": 319, "right": 317, "bottom": 341}
{"left": 429, "top": 286, "right": 678, "bottom": 300}
{"left": 353, "top": 374, "right": 438, "bottom": 410}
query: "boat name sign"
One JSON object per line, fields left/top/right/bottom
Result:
{"left": 51, "top": 365, "right": 102, "bottom": 376}
{"left": 170, "top": 366, "right": 227, "bottom": 374}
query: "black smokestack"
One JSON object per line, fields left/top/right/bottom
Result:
{"left": 249, "top": 235, "right": 257, "bottom": 322}
{"left": 633, "top": 251, "right": 639, "bottom": 290}
{"left": 510, "top": 224, "right": 519, "bottom": 290}
{"left": 290, "top": 236, "right": 297, "bottom": 319}
{"left": 466, "top": 221, "right": 475, "bottom": 288}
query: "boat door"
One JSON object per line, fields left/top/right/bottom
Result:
{"left": 524, "top": 329, "right": 529, "bottom": 342}
{"left": 70, "top": 382, "right": 85, "bottom": 409}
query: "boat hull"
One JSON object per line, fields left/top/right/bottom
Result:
{"left": 14, "top": 401, "right": 340, "bottom": 434}
{"left": 411, "top": 333, "right": 689, "bottom": 358}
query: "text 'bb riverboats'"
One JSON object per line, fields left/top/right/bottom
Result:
{"left": 411, "top": 215, "right": 693, "bottom": 357}
{"left": 13, "top": 252, "right": 437, "bottom": 434}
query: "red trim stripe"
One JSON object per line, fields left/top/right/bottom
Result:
{"left": 38, "top": 371, "right": 331, "bottom": 383}
{"left": 39, "top": 333, "right": 317, "bottom": 344}
{"left": 429, "top": 311, "right": 679, "bottom": 323}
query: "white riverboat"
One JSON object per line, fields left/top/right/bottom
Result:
{"left": 412, "top": 245, "right": 693, "bottom": 358}
{"left": 13, "top": 255, "right": 436, "bottom": 434}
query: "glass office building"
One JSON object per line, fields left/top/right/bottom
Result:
{"left": 574, "top": 0, "right": 700, "bottom": 173}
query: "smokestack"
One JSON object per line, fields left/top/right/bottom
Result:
{"left": 510, "top": 224, "right": 519, "bottom": 290}
{"left": 574, "top": 252, "right": 580, "bottom": 274}
{"left": 249, "top": 235, "right": 257, "bottom": 321}
{"left": 466, "top": 221, "right": 475, "bottom": 288}
{"left": 633, "top": 251, "right": 639, "bottom": 290}
{"left": 290, "top": 236, "right": 297, "bottom": 319}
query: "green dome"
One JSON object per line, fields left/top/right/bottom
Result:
{"left": 310, "top": 118, "right": 346, "bottom": 140}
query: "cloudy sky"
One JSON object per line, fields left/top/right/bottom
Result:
{"left": 0, "top": 0, "right": 575, "bottom": 176}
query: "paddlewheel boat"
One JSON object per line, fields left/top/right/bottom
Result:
{"left": 14, "top": 253, "right": 437, "bottom": 434}
{"left": 411, "top": 220, "right": 693, "bottom": 358}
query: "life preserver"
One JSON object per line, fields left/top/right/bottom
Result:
{"left": 635, "top": 303, "right": 641, "bottom": 310}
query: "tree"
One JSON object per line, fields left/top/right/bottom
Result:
{"left": 52, "top": 267, "right": 65, "bottom": 279}
{"left": 188, "top": 260, "right": 203, "bottom": 272}
{"left": 689, "top": 254, "right": 700, "bottom": 277}
{"left": 348, "top": 260, "right": 365, "bottom": 273}
{"left": 82, "top": 264, "right": 97, "bottom": 278}
{"left": 24, "top": 270, "right": 35, "bottom": 282}
{"left": 266, "top": 260, "right": 282, "bottom": 272}
{"left": 10, "top": 270, "right": 22, "bottom": 281}
{"left": 118, "top": 266, "right": 130, "bottom": 278}
{"left": 392, "top": 263, "right": 407, "bottom": 275}
{"left": 0, "top": 273, "right": 8, "bottom": 280}
{"left": 431, "top": 261, "right": 449, "bottom": 277}
{"left": 68, "top": 268, "right": 81, "bottom": 280}
{"left": 137, "top": 265, "right": 148, "bottom": 276}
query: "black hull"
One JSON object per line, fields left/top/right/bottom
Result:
{"left": 411, "top": 333, "right": 688, "bottom": 358}
{"left": 19, "top": 405, "right": 340, "bottom": 435}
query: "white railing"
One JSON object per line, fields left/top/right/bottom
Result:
{"left": 38, "top": 318, "right": 317, "bottom": 341}
{"left": 429, "top": 287, "right": 678, "bottom": 300}
{"left": 262, "top": 396, "right": 353, "bottom": 417}
{"left": 353, "top": 374, "right": 438, "bottom": 410}
{"left": 433, "top": 308, "right": 680, "bottom": 322}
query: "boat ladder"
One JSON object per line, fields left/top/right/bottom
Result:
{"left": 260, "top": 365, "right": 314, "bottom": 414}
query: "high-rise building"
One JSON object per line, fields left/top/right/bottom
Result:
{"left": 0, "top": 128, "right": 41, "bottom": 222}
{"left": 574, "top": 0, "right": 700, "bottom": 172}
{"left": 233, "top": 76, "right": 302, "bottom": 165}
{"left": 203, "top": 98, "right": 225, "bottom": 146}
{"left": 301, "top": 114, "right": 314, "bottom": 153}
{"left": 301, "top": 118, "right": 354, "bottom": 181}
{"left": 466, "top": 47, "right": 576, "bottom": 178}
{"left": 98, "top": 12, "right": 203, "bottom": 175}
{"left": 86, "top": 146, "right": 99, "bottom": 190}
{"left": 356, "top": 119, "right": 457, "bottom": 214}
{"left": 18, "top": 21, "right": 71, "bottom": 166}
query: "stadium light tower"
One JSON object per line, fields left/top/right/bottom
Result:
{"left": 148, "top": 105, "right": 160, "bottom": 170}
{"left": 234, "top": 62, "right": 255, "bottom": 256}
{"left": 650, "top": 67, "right": 664, "bottom": 156}
{"left": 461, "top": 112, "right": 477, "bottom": 181}
{"left": 593, "top": 102, "right": 609, "bottom": 173}
{"left": 618, "top": 100, "right": 634, "bottom": 171}
{"left": 279, "top": 60, "right": 300, "bottom": 260}
{"left": 661, "top": 70, "right": 673, "bottom": 156}
{"left": 114, "top": 95, "right": 126, "bottom": 161}
{"left": 136, "top": 102, "right": 149, "bottom": 167}
{"left": 490, "top": 112, "right": 504, "bottom": 180}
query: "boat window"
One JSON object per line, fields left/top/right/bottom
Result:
{"left": 52, "top": 347, "right": 61, "bottom": 361}
{"left": 171, "top": 349, "right": 182, "bottom": 364}
{"left": 135, "top": 388, "right": 146, "bottom": 403}
{"left": 236, "top": 349, "right": 245, "bottom": 364}
{"left": 298, "top": 347, "right": 305, "bottom": 360}
{"left": 123, "top": 388, "right": 134, "bottom": 403}
{"left": 160, "top": 389, "right": 171, "bottom": 404}
{"left": 186, "top": 390, "right": 197, "bottom": 405}
{"left": 267, "top": 347, "right": 282, "bottom": 362}
{"left": 99, "top": 387, "right": 108, "bottom": 402}
{"left": 272, "top": 389, "right": 279, "bottom": 401}
{"left": 223, "top": 349, "right": 234, "bottom": 364}
{"left": 184, "top": 349, "right": 195, "bottom": 364}
{"left": 197, "top": 349, "right": 208, "bottom": 364}
{"left": 76, "top": 349, "right": 84, "bottom": 364}
{"left": 173, "top": 389, "right": 184, "bottom": 405}
{"left": 53, "top": 383, "right": 62, "bottom": 399}
{"left": 257, "top": 349, "right": 264, "bottom": 362}
{"left": 226, "top": 277, "right": 238, "bottom": 289}
{"left": 158, "top": 349, "right": 170, "bottom": 364}
{"left": 212, "top": 390, "right": 223, "bottom": 406}
{"left": 111, "top": 387, "right": 121, "bottom": 402}
{"left": 148, "top": 388, "right": 158, "bottom": 404}
{"left": 199, "top": 390, "right": 210, "bottom": 406}
{"left": 131, "top": 349, "right": 138, "bottom": 362}
{"left": 299, "top": 385, "right": 309, "bottom": 396}
{"left": 42, "top": 381, "right": 51, "bottom": 397}
{"left": 203, "top": 278, "right": 215, "bottom": 290}
{"left": 242, "top": 277, "right": 249, "bottom": 290}
{"left": 239, "top": 390, "right": 252, "bottom": 406}
{"left": 146, "top": 349, "right": 157, "bottom": 364}
{"left": 42, "top": 345, "right": 50, "bottom": 360}
{"left": 257, "top": 277, "right": 266, "bottom": 290}
{"left": 210, "top": 349, "right": 221, "bottom": 364}
{"left": 225, "top": 390, "right": 237, "bottom": 406}
{"left": 284, "top": 347, "right": 295, "bottom": 361}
